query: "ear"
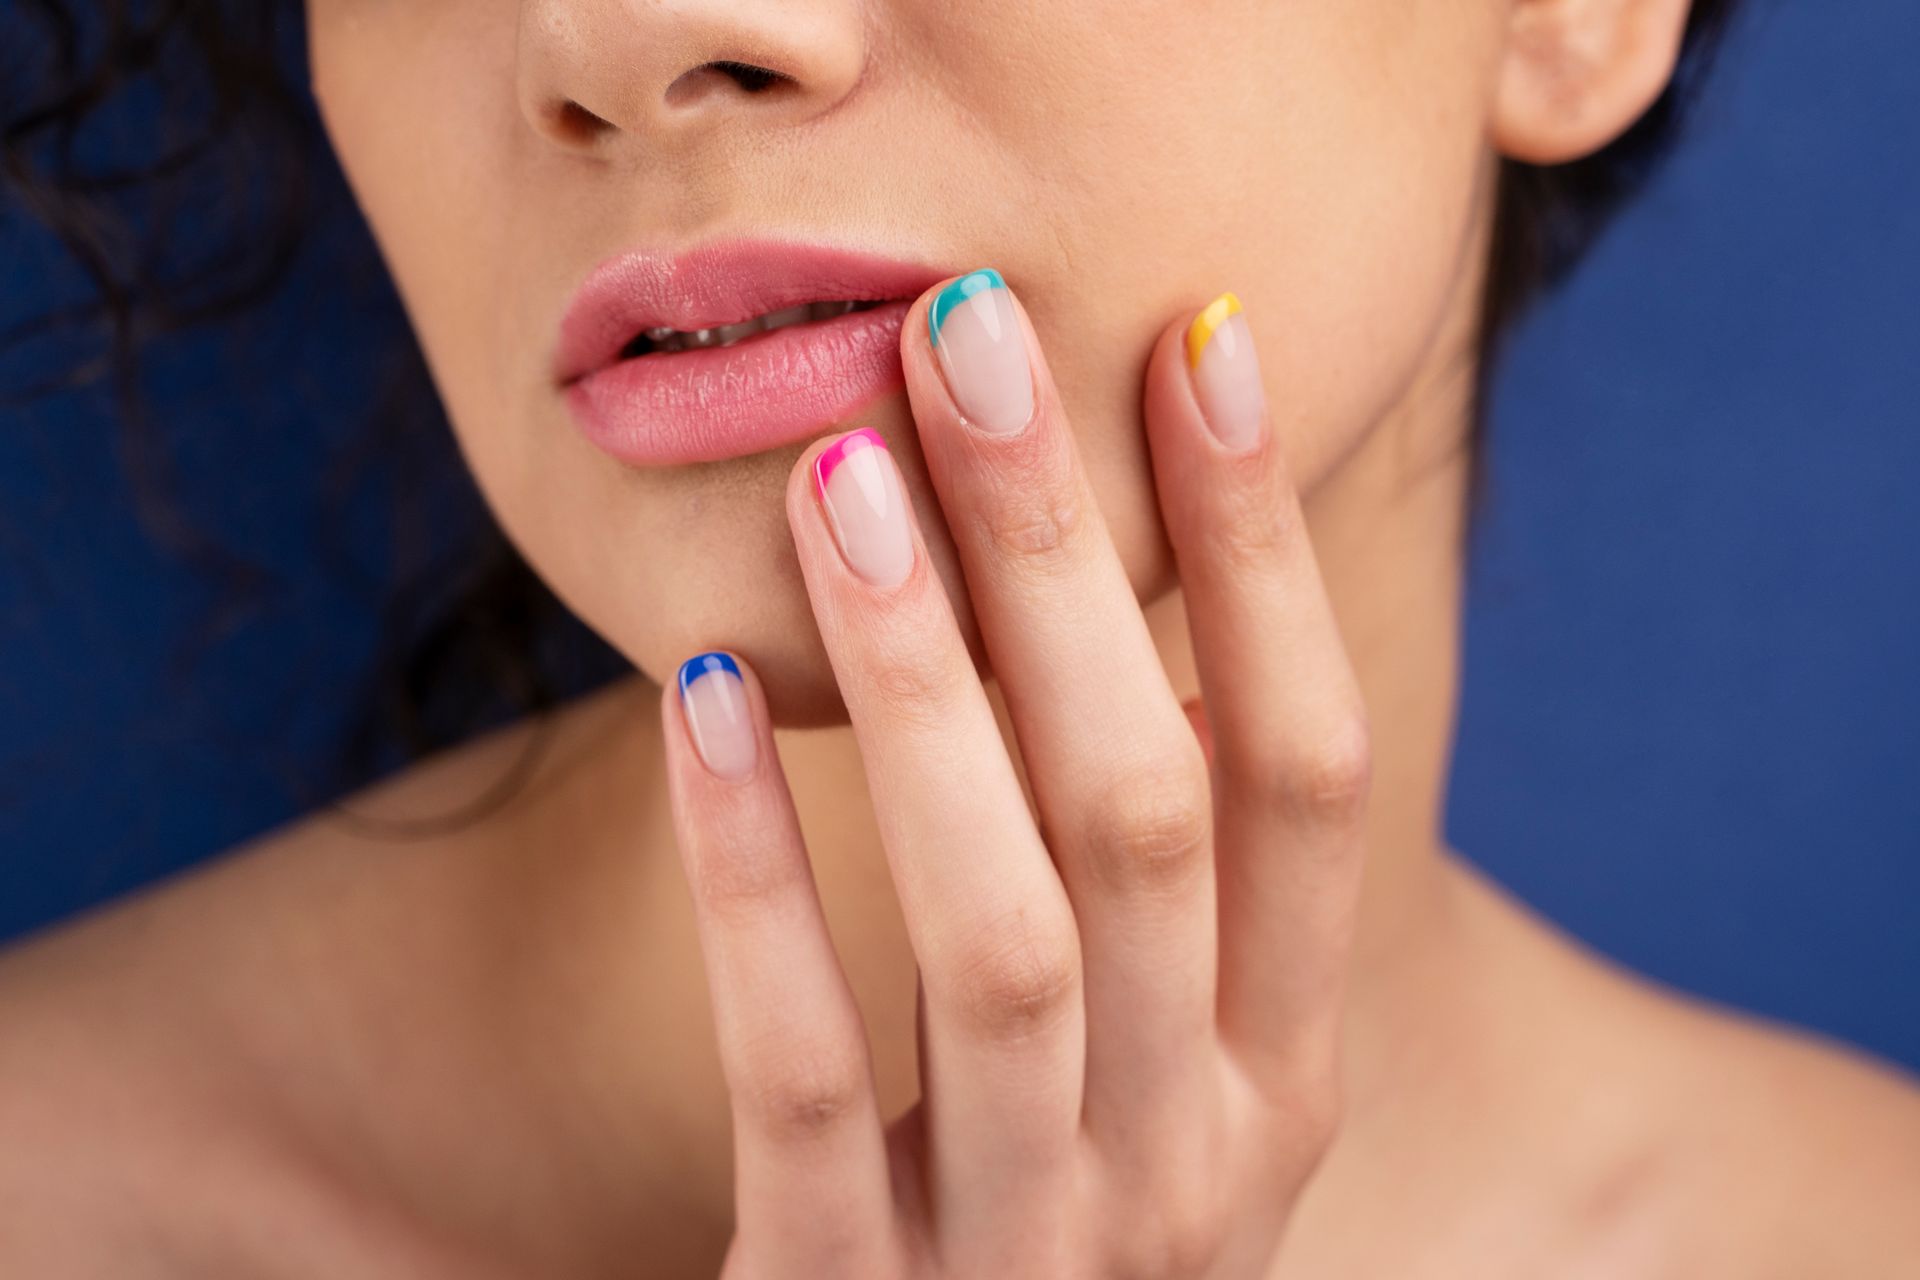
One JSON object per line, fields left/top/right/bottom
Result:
{"left": 1493, "top": 0, "right": 1696, "bottom": 164}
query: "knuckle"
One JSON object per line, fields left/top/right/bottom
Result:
{"left": 861, "top": 631, "right": 970, "bottom": 733}
{"left": 1226, "top": 707, "right": 1372, "bottom": 825}
{"left": 1275, "top": 1074, "right": 1345, "bottom": 1178}
{"left": 1248, "top": 1046, "right": 1346, "bottom": 1168}
{"left": 1193, "top": 456, "right": 1300, "bottom": 577}
{"left": 736, "top": 1040, "right": 868, "bottom": 1144}
{"left": 1283, "top": 1066, "right": 1345, "bottom": 1154}
{"left": 945, "top": 914, "right": 1082, "bottom": 1041}
{"left": 1117, "top": 1185, "right": 1225, "bottom": 1280}
{"left": 688, "top": 843, "right": 807, "bottom": 924}
{"left": 975, "top": 463, "right": 1093, "bottom": 580}
{"left": 1080, "top": 759, "right": 1212, "bottom": 898}
{"left": 1290, "top": 715, "right": 1373, "bottom": 822}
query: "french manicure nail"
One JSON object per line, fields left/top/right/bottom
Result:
{"left": 1186, "top": 292, "right": 1266, "bottom": 451}
{"left": 813, "top": 428, "right": 914, "bottom": 588}
{"left": 928, "top": 268, "right": 1035, "bottom": 435}
{"left": 677, "top": 651, "right": 756, "bottom": 780}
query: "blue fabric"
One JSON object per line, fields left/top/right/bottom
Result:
{"left": 2, "top": 5, "right": 1915, "bottom": 1074}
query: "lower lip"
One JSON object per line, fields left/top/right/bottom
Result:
{"left": 563, "top": 301, "right": 910, "bottom": 466}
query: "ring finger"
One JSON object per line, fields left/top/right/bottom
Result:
{"left": 784, "top": 426, "right": 1085, "bottom": 1267}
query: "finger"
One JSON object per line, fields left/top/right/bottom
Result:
{"left": 1143, "top": 293, "right": 1371, "bottom": 1083}
{"left": 1183, "top": 695, "right": 1216, "bottom": 766}
{"left": 784, "top": 430, "right": 1083, "bottom": 1261}
{"left": 661, "top": 650, "right": 898, "bottom": 1276}
{"left": 900, "top": 270, "right": 1218, "bottom": 1154}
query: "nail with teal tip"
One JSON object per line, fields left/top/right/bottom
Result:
{"left": 929, "top": 269, "right": 1007, "bottom": 346}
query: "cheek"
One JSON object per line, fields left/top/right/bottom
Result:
{"left": 1259, "top": 6, "right": 1507, "bottom": 468}
{"left": 310, "top": 4, "right": 742, "bottom": 692}
{"left": 309, "top": 2, "right": 519, "bottom": 479}
{"left": 309, "top": 2, "right": 526, "bottom": 474}
{"left": 1002, "top": 1, "right": 1505, "bottom": 580}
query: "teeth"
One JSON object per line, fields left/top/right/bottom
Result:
{"left": 761, "top": 305, "right": 811, "bottom": 333}
{"left": 631, "top": 300, "right": 877, "bottom": 357}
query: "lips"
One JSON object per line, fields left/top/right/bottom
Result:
{"left": 554, "top": 240, "right": 946, "bottom": 466}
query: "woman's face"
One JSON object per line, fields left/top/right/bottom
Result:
{"left": 307, "top": 0, "right": 1506, "bottom": 723}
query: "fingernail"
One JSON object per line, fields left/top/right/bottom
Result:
{"left": 677, "top": 651, "right": 756, "bottom": 780}
{"left": 1186, "top": 292, "right": 1265, "bottom": 451}
{"left": 928, "top": 268, "right": 1034, "bottom": 435}
{"left": 813, "top": 428, "right": 914, "bottom": 588}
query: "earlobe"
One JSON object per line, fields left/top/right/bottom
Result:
{"left": 1492, "top": 0, "right": 1695, "bottom": 165}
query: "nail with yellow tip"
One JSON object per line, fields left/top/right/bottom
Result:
{"left": 1185, "top": 291, "right": 1264, "bottom": 450}
{"left": 1186, "top": 291, "right": 1243, "bottom": 369}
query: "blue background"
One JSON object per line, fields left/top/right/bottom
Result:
{"left": 3, "top": 5, "right": 1916, "bottom": 1068}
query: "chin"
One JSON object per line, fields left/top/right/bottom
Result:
{"left": 530, "top": 392, "right": 983, "bottom": 731}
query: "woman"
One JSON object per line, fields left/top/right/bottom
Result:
{"left": 3, "top": 0, "right": 1916, "bottom": 1274}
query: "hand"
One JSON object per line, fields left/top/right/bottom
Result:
{"left": 661, "top": 274, "right": 1370, "bottom": 1278}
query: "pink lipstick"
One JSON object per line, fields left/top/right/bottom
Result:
{"left": 554, "top": 240, "right": 945, "bottom": 466}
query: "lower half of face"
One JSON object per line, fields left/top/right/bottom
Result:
{"left": 309, "top": 0, "right": 1506, "bottom": 725}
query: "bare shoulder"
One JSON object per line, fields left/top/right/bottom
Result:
{"left": 244, "top": 669, "right": 656, "bottom": 864}
{"left": 1649, "top": 1002, "right": 1920, "bottom": 1273}
{"left": 0, "top": 671, "right": 657, "bottom": 975}
{"left": 1448, "top": 869, "right": 1920, "bottom": 1277}
{"left": 0, "top": 674, "right": 650, "bottom": 1017}
{"left": 0, "top": 676, "right": 660, "bottom": 1276}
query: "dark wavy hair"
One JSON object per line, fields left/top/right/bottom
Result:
{"left": 1, "top": 0, "right": 1744, "bottom": 829}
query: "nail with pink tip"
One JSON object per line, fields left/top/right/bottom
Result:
{"left": 813, "top": 428, "right": 914, "bottom": 588}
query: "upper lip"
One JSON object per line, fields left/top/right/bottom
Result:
{"left": 552, "top": 239, "right": 947, "bottom": 386}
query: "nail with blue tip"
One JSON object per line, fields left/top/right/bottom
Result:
{"left": 927, "top": 268, "right": 1034, "bottom": 436}
{"left": 677, "top": 651, "right": 756, "bottom": 780}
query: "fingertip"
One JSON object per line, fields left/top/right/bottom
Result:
{"left": 1186, "top": 291, "right": 1244, "bottom": 370}
{"left": 787, "top": 428, "right": 838, "bottom": 503}
{"left": 905, "top": 268, "right": 1050, "bottom": 441}
{"left": 1141, "top": 308, "right": 1211, "bottom": 474}
{"left": 1144, "top": 293, "right": 1269, "bottom": 458}
{"left": 896, "top": 273, "right": 959, "bottom": 397}
{"left": 903, "top": 273, "right": 953, "bottom": 352}
{"left": 1187, "top": 291, "right": 1268, "bottom": 452}
{"left": 671, "top": 648, "right": 764, "bottom": 782}
{"left": 783, "top": 426, "right": 855, "bottom": 549}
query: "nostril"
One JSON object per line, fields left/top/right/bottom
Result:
{"left": 662, "top": 59, "right": 794, "bottom": 108}
{"left": 550, "top": 99, "right": 615, "bottom": 145}
{"left": 707, "top": 60, "right": 787, "bottom": 94}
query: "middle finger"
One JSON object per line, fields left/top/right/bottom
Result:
{"left": 903, "top": 270, "right": 1220, "bottom": 1154}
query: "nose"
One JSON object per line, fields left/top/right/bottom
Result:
{"left": 516, "top": 0, "right": 865, "bottom": 152}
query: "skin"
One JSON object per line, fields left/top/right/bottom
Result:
{"left": 0, "top": 0, "right": 1917, "bottom": 1274}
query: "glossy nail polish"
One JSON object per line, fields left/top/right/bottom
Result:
{"left": 677, "top": 651, "right": 756, "bottom": 780}
{"left": 813, "top": 428, "right": 914, "bottom": 588}
{"left": 928, "top": 268, "right": 1035, "bottom": 435}
{"left": 1186, "top": 292, "right": 1266, "bottom": 451}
